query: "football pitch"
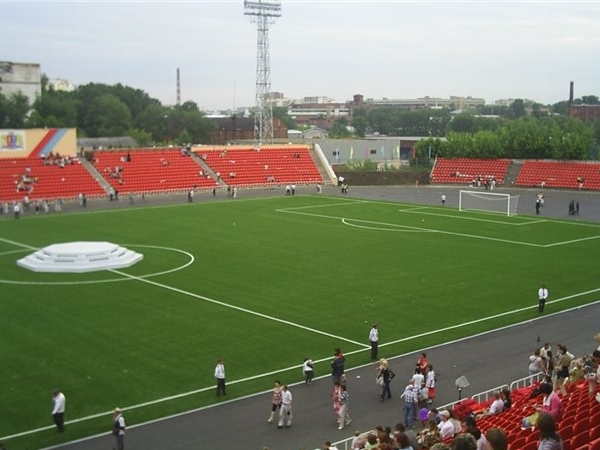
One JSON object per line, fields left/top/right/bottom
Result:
{"left": 1, "top": 192, "right": 599, "bottom": 449}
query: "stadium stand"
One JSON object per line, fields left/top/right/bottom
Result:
{"left": 92, "top": 148, "right": 218, "bottom": 194}
{"left": 0, "top": 156, "right": 105, "bottom": 202}
{"left": 515, "top": 160, "right": 600, "bottom": 190}
{"left": 334, "top": 369, "right": 600, "bottom": 450}
{"left": 430, "top": 158, "right": 512, "bottom": 186}
{"left": 199, "top": 145, "right": 323, "bottom": 187}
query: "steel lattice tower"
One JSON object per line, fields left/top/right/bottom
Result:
{"left": 244, "top": 0, "right": 281, "bottom": 146}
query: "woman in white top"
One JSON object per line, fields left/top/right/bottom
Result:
{"left": 529, "top": 349, "right": 545, "bottom": 375}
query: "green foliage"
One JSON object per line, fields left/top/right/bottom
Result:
{"left": 0, "top": 91, "right": 30, "bottom": 128}
{"left": 272, "top": 106, "right": 296, "bottom": 129}
{"left": 328, "top": 117, "right": 352, "bottom": 138}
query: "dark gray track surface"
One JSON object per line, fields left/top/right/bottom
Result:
{"left": 28, "top": 184, "right": 600, "bottom": 450}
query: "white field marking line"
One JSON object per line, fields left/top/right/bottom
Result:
{"left": 276, "top": 200, "right": 368, "bottom": 212}
{"left": 105, "top": 268, "right": 366, "bottom": 349}
{"left": 0, "top": 236, "right": 38, "bottom": 251}
{"left": 381, "top": 287, "right": 600, "bottom": 348}
{"left": 31, "top": 296, "right": 600, "bottom": 449}
{"left": 1, "top": 258, "right": 367, "bottom": 441}
{"left": 0, "top": 241, "right": 195, "bottom": 285}
{"left": 542, "top": 235, "right": 600, "bottom": 248}
{"left": 278, "top": 208, "right": 545, "bottom": 247}
{"left": 341, "top": 217, "right": 431, "bottom": 232}
{"left": 280, "top": 203, "right": 600, "bottom": 248}
{"left": 0, "top": 248, "right": 31, "bottom": 257}
{"left": 398, "top": 208, "right": 542, "bottom": 226}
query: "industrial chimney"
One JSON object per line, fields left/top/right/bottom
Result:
{"left": 569, "top": 81, "right": 574, "bottom": 104}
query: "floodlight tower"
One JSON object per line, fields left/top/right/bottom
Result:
{"left": 244, "top": 0, "right": 281, "bottom": 146}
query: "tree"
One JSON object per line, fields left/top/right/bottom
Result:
{"left": 30, "top": 89, "right": 78, "bottom": 128}
{"left": 328, "top": 118, "right": 352, "bottom": 138}
{"left": 1, "top": 92, "right": 30, "bottom": 128}
{"left": 505, "top": 99, "right": 526, "bottom": 119}
{"left": 272, "top": 106, "right": 296, "bottom": 130}
{"left": 83, "top": 94, "right": 132, "bottom": 137}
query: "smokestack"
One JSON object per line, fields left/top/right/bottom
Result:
{"left": 569, "top": 81, "right": 574, "bottom": 104}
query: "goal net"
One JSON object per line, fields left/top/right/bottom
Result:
{"left": 459, "top": 190, "right": 520, "bottom": 216}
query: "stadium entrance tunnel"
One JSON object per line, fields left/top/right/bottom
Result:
{"left": 16, "top": 241, "right": 144, "bottom": 273}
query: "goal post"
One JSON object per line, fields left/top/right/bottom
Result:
{"left": 459, "top": 190, "right": 520, "bottom": 216}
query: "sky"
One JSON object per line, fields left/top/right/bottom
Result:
{"left": 2, "top": 1, "right": 600, "bottom": 111}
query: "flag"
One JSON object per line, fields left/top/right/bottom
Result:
{"left": 350, "top": 146, "right": 354, "bottom": 160}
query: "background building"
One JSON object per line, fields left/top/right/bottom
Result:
{"left": 0, "top": 61, "right": 42, "bottom": 104}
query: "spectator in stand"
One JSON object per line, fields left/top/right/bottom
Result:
{"left": 431, "top": 445, "right": 451, "bottom": 450}
{"left": 417, "top": 419, "right": 442, "bottom": 448}
{"left": 536, "top": 412, "right": 563, "bottom": 450}
{"left": 394, "top": 422, "right": 420, "bottom": 449}
{"left": 476, "top": 391, "right": 503, "bottom": 418}
{"left": 451, "top": 433, "right": 477, "bottom": 450}
{"left": 540, "top": 342, "right": 553, "bottom": 373}
{"left": 530, "top": 374, "right": 553, "bottom": 399}
{"left": 437, "top": 410, "right": 455, "bottom": 440}
{"left": 449, "top": 409, "right": 462, "bottom": 436}
{"left": 395, "top": 432, "right": 413, "bottom": 450}
{"left": 501, "top": 388, "right": 511, "bottom": 410}
{"left": 587, "top": 350, "right": 600, "bottom": 397}
{"left": 535, "top": 383, "right": 563, "bottom": 421}
{"left": 595, "top": 333, "right": 600, "bottom": 351}
{"left": 553, "top": 344, "right": 572, "bottom": 396}
{"left": 529, "top": 348, "right": 545, "bottom": 375}
{"left": 484, "top": 428, "right": 508, "bottom": 450}
{"left": 463, "top": 416, "right": 487, "bottom": 450}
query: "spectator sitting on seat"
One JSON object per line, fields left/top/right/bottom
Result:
{"left": 535, "top": 383, "right": 563, "bottom": 421}
{"left": 451, "top": 433, "right": 477, "bottom": 450}
{"left": 463, "top": 416, "right": 486, "bottom": 450}
{"left": 229, "top": 171, "right": 236, "bottom": 178}
{"left": 536, "top": 412, "right": 562, "bottom": 450}
{"left": 587, "top": 350, "right": 600, "bottom": 397}
{"left": 484, "top": 428, "right": 507, "bottom": 450}
{"left": 501, "top": 388, "right": 511, "bottom": 410}
{"left": 417, "top": 419, "right": 442, "bottom": 448}
{"left": 476, "top": 391, "right": 503, "bottom": 418}
{"left": 437, "top": 410, "right": 455, "bottom": 440}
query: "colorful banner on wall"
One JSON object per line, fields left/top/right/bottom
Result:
{"left": 0, "top": 130, "right": 26, "bottom": 150}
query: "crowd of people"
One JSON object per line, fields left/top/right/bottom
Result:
{"left": 327, "top": 333, "right": 600, "bottom": 450}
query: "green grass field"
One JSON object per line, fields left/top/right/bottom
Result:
{"left": 2, "top": 194, "right": 599, "bottom": 449}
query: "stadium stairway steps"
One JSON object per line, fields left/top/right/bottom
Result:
{"left": 503, "top": 160, "right": 522, "bottom": 186}
{"left": 190, "top": 152, "right": 226, "bottom": 188}
{"left": 79, "top": 156, "right": 111, "bottom": 194}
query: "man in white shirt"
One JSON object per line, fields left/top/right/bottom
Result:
{"left": 278, "top": 385, "right": 293, "bottom": 428}
{"left": 52, "top": 389, "right": 66, "bottom": 432}
{"left": 478, "top": 391, "right": 504, "bottom": 417}
{"left": 369, "top": 324, "right": 379, "bottom": 360}
{"left": 437, "top": 410, "right": 455, "bottom": 439}
{"left": 215, "top": 358, "right": 226, "bottom": 396}
{"left": 113, "top": 407, "right": 126, "bottom": 450}
{"left": 538, "top": 284, "right": 548, "bottom": 313}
